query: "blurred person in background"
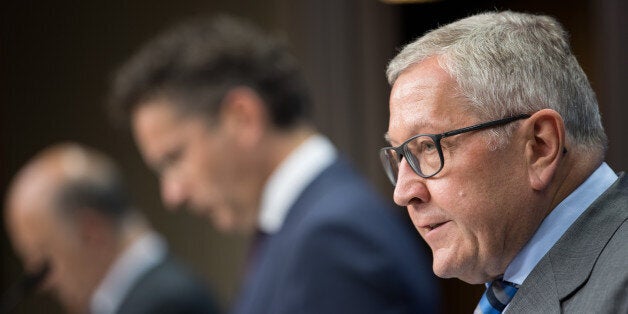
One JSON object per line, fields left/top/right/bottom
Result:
{"left": 108, "top": 14, "right": 439, "bottom": 314}
{"left": 4, "top": 142, "right": 218, "bottom": 314}
{"left": 381, "top": 10, "right": 627, "bottom": 313}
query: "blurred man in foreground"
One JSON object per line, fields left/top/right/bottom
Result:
{"left": 381, "top": 10, "right": 627, "bottom": 313}
{"left": 4, "top": 142, "right": 217, "bottom": 314}
{"left": 108, "top": 15, "right": 439, "bottom": 314}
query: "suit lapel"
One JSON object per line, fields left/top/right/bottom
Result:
{"left": 507, "top": 259, "right": 560, "bottom": 313}
{"left": 234, "top": 160, "right": 342, "bottom": 313}
{"left": 508, "top": 173, "right": 628, "bottom": 312}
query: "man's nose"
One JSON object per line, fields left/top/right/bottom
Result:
{"left": 393, "top": 159, "right": 431, "bottom": 206}
{"left": 37, "top": 264, "right": 54, "bottom": 293}
{"left": 161, "top": 177, "right": 188, "bottom": 210}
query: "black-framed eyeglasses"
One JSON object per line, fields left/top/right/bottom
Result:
{"left": 380, "top": 114, "right": 531, "bottom": 186}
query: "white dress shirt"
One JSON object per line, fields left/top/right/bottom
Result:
{"left": 258, "top": 135, "right": 337, "bottom": 234}
{"left": 503, "top": 162, "right": 618, "bottom": 285}
{"left": 90, "top": 232, "right": 167, "bottom": 314}
{"left": 498, "top": 163, "right": 618, "bottom": 313}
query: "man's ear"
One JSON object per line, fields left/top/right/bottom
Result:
{"left": 219, "top": 87, "right": 268, "bottom": 149}
{"left": 76, "top": 208, "right": 109, "bottom": 246}
{"left": 524, "top": 109, "right": 566, "bottom": 191}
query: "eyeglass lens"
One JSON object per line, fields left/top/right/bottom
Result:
{"left": 380, "top": 135, "right": 442, "bottom": 185}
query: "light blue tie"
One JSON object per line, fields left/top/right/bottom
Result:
{"left": 474, "top": 278, "right": 519, "bottom": 313}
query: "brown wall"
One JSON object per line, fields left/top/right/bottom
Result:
{"left": 1, "top": 1, "right": 626, "bottom": 313}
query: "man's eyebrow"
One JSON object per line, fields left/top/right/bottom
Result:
{"left": 151, "top": 147, "right": 182, "bottom": 175}
{"left": 382, "top": 119, "right": 434, "bottom": 145}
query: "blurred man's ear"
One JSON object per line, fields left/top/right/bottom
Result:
{"left": 76, "top": 208, "right": 111, "bottom": 246}
{"left": 523, "top": 109, "right": 566, "bottom": 191}
{"left": 219, "top": 87, "right": 269, "bottom": 149}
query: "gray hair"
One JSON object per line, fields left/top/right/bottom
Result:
{"left": 387, "top": 11, "right": 607, "bottom": 152}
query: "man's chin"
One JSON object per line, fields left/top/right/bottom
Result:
{"left": 184, "top": 205, "right": 214, "bottom": 220}
{"left": 431, "top": 249, "right": 462, "bottom": 279}
{"left": 208, "top": 212, "right": 238, "bottom": 233}
{"left": 60, "top": 298, "right": 86, "bottom": 314}
{"left": 432, "top": 260, "right": 489, "bottom": 284}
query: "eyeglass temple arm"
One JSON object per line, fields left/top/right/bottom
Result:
{"left": 440, "top": 114, "right": 531, "bottom": 138}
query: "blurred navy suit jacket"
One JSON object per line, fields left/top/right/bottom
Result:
{"left": 117, "top": 256, "right": 218, "bottom": 314}
{"left": 233, "top": 158, "right": 439, "bottom": 314}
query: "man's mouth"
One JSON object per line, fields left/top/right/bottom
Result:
{"left": 428, "top": 222, "right": 446, "bottom": 231}
{"left": 422, "top": 220, "right": 452, "bottom": 233}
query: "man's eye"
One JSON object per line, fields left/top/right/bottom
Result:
{"left": 156, "top": 148, "right": 183, "bottom": 174}
{"left": 417, "top": 140, "right": 437, "bottom": 152}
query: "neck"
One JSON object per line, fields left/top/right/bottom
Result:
{"left": 266, "top": 125, "right": 317, "bottom": 176}
{"left": 113, "top": 213, "right": 150, "bottom": 262}
{"left": 547, "top": 149, "right": 603, "bottom": 215}
{"left": 237, "top": 125, "right": 316, "bottom": 235}
{"left": 79, "top": 215, "right": 150, "bottom": 314}
{"left": 93, "top": 213, "right": 150, "bottom": 292}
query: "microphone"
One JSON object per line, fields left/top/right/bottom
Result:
{"left": 0, "top": 262, "right": 50, "bottom": 314}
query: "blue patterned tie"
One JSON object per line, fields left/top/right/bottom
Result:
{"left": 474, "top": 278, "right": 519, "bottom": 313}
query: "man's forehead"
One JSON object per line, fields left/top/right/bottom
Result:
{"left": 391, "top": 58, "right": 451, "bottom": 96}
{"left": 132, "top": 102, "right": 184, "bottom": 154}
{"left": 388, "top": 84, "right": 440, "bottom": 137}
{"left": 9, "top": 163, "right": 56, "bottom": 207}
{"left": 6, "top": 187, "right": 55, "bottom": 253}
{"left": 391, "top": 78, "right": 428, "bottom": 100}
{"left": 386, "top": 60, "right": 471, "bottom": 140}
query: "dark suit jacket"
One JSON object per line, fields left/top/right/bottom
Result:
{"left": 507, "top": 173, "right": 628, "bottom": 313}
{"left": 116, "top": 256, "right": 218, "bottom": 314}
{"left": 233, "top": 158, "right": 439, "bottom": 314}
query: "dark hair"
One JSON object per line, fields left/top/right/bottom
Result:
{"left": 108, "top": 14, "right": 310, "bottom": 129}
{"left": 53, "top": 145, "right": 132, "bottom": 223}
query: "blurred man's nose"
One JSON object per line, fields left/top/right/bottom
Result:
{"left": 393, "top": 159, "right": 430, "bottom": 206}
{"left": 161, "top": 178, "right": 187, "bottom": 210}
{"left": 38, "top": 266, "right": 55, "bottom": 294}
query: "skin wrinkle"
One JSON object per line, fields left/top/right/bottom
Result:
{"left": 388, "top": 58, "right": 546, "bottom": 284}
{"left": 387, "top": 62, "right": 475, "bottom": 148}
{"left": 383, "top": 16, "right": 616, "bottom": 309}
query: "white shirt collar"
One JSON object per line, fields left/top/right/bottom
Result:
{"left": 258, "top": 135, "right": 337, "bottom": 234}
{"left": 503, "top": 162, "right": 618, "bottom": 285}
{"left": 90, "top": 232, "right": 167, "bottom": 314}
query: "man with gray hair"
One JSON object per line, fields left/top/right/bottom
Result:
{"left": 4, "top": 142, "right": 217, "bottom": 314}
{"left": 380, "top": 10, "right": 627, "bottom": 313}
